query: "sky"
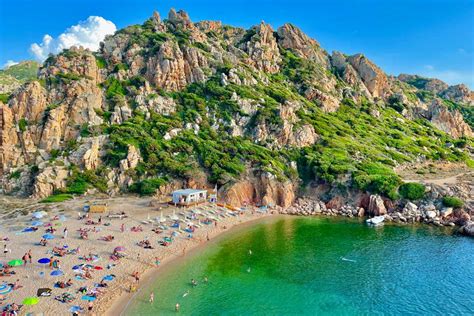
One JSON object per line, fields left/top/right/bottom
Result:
{"left": 0, "top": 0, "right": 473, "bottom": 88}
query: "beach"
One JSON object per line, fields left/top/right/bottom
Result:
{"left": 0, "top": 195, "right": 269, "bottom": 315}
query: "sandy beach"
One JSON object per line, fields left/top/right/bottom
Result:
{"left": 0, "top": 195, "right": 269, "bottom": 315}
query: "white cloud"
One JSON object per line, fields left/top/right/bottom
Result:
{"left": 30, "top": 16, "right": 116, "bottom": 61}
{"left": 2, "top": 60, "right": 19, "bottom": 69}
{"left": 423, "top": 65, "right": 434, "bottom": 71}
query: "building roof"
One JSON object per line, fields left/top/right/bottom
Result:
{"left": 172, "top": 189, "right": 207, "bottom": 195}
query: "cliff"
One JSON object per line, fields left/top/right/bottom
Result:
{"left": 0, "top": 9, "right": 473, "bottom": 209}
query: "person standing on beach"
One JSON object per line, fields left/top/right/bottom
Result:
{"left": 121, "top": 223, "right": 125, "bottom": 233}
{"left": 149, "top": 292, "right": 154, "bottom": 304}
{"left": 27, "top": 249, "right": 32, "bottom": 263}
{"left": 3, "top": 245, "right": 9, "bottom": 257}
{"left": 63, "top": 227, "right": 68, "bottom": 239}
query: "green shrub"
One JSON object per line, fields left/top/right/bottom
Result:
{"left": 95, "top": 56, "right": 107, "bottom": 69}
{"left": 398, "top": 182, "right": 425, "bottom": 200}
{"left": 130, "top": 177, "right": 168, "bottom": 195}
{"left": 442, "top": 196, "right": 464, "bottom": 208}
{"left": 0, "top": 93, "right": 10, "bottom": 103}
{"left": 40, "top": 193, "right": 73, "bottom": 203}
{"left": 9, "top": 170, "right": 21, "bottom": 179}
{"left": 18, "top": 118, "right": 28, "bottom": 132}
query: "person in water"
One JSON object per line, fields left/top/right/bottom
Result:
{"left": 175, "top": 303, "right": 180, "bottom": 312}
{"left": 204, "top": 276, "right": 208, "bottom": 283}
{"left": 191, "top": 279, "right": 197, "bottom": 287}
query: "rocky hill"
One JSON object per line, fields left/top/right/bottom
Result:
{"left": 0, "top": 61, "right": 39, "bottom": 97}
{"left": 0, "top": 9, "right": 473, "bottom": 210}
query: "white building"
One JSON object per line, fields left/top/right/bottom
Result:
{"left": 172, "top": 189, "right": 208, "bottom": 205}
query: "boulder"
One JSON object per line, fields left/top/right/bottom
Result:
{"left": 367, "top": 195, "right": 386, "bottom": 216}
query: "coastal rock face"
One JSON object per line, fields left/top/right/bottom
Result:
{"left": 367, "top": 195, "right": 387, "bottom": 216}
{"left": 222, "top": 172, "right": 296, "bottom": 209}
{"left": 277, "top": 23, "right": 329, "bottom": 66}
{"left": 32, "top": 165, "right": 69, "bottom": 198}
{"left": 460, "top": 221, "right": 474, "bottom": 237}
{"left": 427, "top": 99, "right": 473, "bottom": 138}
{"left": 145, "top": 40, "right": 208, "bottom": 91}
{"left": 346, "top": 54, "right": 389, "bottom": 99}
{"left": 440, "top": 84, "right": 473, "bottom": 105}
{"left": 69, "top": 136, "right": 109, "bottom": 170}
{"left": 39, "top": 46, "right": 102, "bottom": 85}
{"left": 242, "top": 22, "right": 281, "bottom": 74}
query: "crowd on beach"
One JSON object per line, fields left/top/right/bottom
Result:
{"left": 0, "top": 202, "right": 262, "bottom": 315}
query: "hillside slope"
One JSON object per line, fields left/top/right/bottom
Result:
{"left": 0, "top": 61, "right": 39, "bottom": 97}
{"left": 0, "top": 9, "right": 472, "bottom": 210}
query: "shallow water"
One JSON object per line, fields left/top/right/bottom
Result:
{"left": 125, "top": 217, "right": 474, "bottom": 315}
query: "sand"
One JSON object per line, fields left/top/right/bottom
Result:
{"left": 0, "top": 195, "right": 269, "bottom": 315}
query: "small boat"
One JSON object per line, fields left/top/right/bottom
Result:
{"left": 366, "top": 216, "right": 385, "bottom": 226}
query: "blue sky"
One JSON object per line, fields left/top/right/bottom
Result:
{"left": 1, "top": 0, "right": 473, "bottom": 88}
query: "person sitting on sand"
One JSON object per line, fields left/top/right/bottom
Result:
{"left": 12, "top": 279, "right": 22, "bottom": 290}
{"left": 80, "top": 231, "right": 88, "bottom": 240}
{"left": 98, "top": 279, "right": 108, "bottom": 287}
{"left": 100, "top": 235, "right": 114, "bottom": 242}
{"left": 39, "top": 239, "right": 47, "bottom": 246}
{"left": 84, "top": 270, "right": 93, "bottom": 280}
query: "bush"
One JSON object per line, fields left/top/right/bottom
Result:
{"left": 40, "top": 193, "right": 73, "bottom": 203}
{"left": 442, "top": 196, "right": 464, "bottom": 208}
{"left": 398, "top": 182, "right": 425, "bottom": 200}
{"left": 18, "top": 118, "right": 28, "bottom": 132}
{"left": 130, "top": 177, "right": 168, "bottom": 195}
{"left": 0, "top": 93, "right": 10, "bottom": 103}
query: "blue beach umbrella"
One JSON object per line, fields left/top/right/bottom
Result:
{"left": 38, "top": 258, "right": 50, "bottom": 264}
{"left": 50, "top": 270, "right": 64, "bottom": 276}
{"left": 0, "top": 283, "right": 12, "bottom": 295}
{"left": 42, "top": 234, "right": 55, "bottom": 240}
{"left": 103, "top": 275, "right": 114, "bottom": 281}
{"left": 32, "top": 221, "right": 43, "bottom": 227}
{"left": 69, "top": 306, "right": 82, "bottom": 312}
{"left": 81, "top": 295, "right": 96, "bottom": 301}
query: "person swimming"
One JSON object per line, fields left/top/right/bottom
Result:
{"left": 248, "top": 249, "right": 252, "bottom": 255}
{"left": 182, "top": 290, "right": 189, "bottom": 297}
{"left": 247, "top": 267, "right": 251, "bottom": 273}
{"left": 191, "top": 279, "right": 197, "bottom": 287}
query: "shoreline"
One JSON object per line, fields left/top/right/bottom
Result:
{"left": 104, "top": 214, "right": 281, "bottom": 316}
{"left": 0, "top": 193, "right": 469, "bottom": 315}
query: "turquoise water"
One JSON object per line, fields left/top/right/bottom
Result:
{"left": 125, "top": 217, "right": 474, "bottom": 315}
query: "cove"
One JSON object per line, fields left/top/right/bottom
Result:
{"left": 125, "top": 217, "right": 474, "bottom": 315}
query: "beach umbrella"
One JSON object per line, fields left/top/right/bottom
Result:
{"left": 22, "top": 297, "right": 40, "bottom": 305}
{"left": 114, "top": 246, "right": 125, "bottom": 252}
{"left": 69, "top": 306, "right": 82, "bottom": 312}
{"left": 42, "top": 233, "right": 55, "bottom": 240}
{"left": 50, "top": 269, "right": 64, "bottom": 276}
{"left": 38, "top": 258, "right": 50, "bottom": 264}
{"left": 72, "top": 264, "right": 83, "bottom": 270}
{"left": 32, "top": 211, "right": 47, "bottom": 219}
{"left": 103, "top": 275, "right": 114, "bottom": 281}
{"left": 8, "top": 259, "right": 23, "bottom": 267}
{"left": 32, "top": 221, "right": 43, "bottom": 227}
{"left": 22, "top": 296, "right": 40, "bottom": 306}
{"left": 81, "top": 295, "right": 96, "bottom": 301}
{"left": 0, "top": 284, "right": 12, "bottom": 295}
